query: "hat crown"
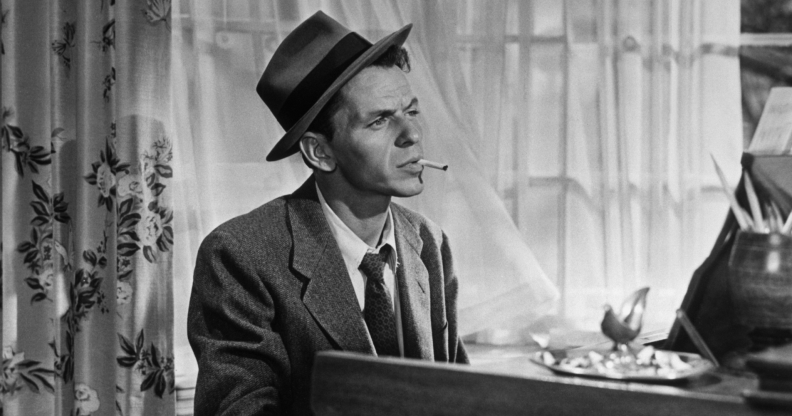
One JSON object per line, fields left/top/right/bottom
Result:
{"left": 258, "top": 12, "right": 364, "bottom": 123}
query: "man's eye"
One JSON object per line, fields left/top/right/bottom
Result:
{"left": 407, "top": 109, "right": 420, "bottom": 117}
{"left": 371, "top": 118, "right": 387, "bottom": 127}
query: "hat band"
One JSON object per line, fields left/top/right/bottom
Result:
{"left": 277, "top": 32, "right": 372, "bottom": 130}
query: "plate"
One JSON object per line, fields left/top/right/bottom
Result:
{"left": 530, "top": 349, "right": 715, "bottom": 383}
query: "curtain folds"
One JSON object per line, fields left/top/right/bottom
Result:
{"left": 563, "top": 0, "right": 743, "bottom": 329}
{"left": 2, "top": 1, "right": 174, "bottom": 415}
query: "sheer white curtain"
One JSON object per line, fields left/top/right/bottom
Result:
{"left": 170, "top": 0, "right": 742, "bottom": 385}
{"left": 562, "top": 0, "right": 742, "bottom": 330}
{"left": 432, "top": 0, "right": 741, "bottom": 332}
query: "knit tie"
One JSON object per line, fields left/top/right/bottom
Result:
{"left": 359, "top": 247, "right": 400, "bottom": 357}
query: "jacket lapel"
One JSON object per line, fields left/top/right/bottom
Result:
{"left": 393, "top": 207, "right": 434, "bottom": 360}
{"left": 288, "top": 177, "right": 375, "bottom": 354}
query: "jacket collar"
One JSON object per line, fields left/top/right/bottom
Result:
{"left": 392, "top": 206, "right": 434, "bottom": 360}
{"left": 287, "top": 176, "right": 374, "bottom": 354}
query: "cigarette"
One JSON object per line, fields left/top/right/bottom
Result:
{"left": 417, "top": 159, "right": 448, "bottom": 171}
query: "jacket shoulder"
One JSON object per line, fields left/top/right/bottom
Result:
{"left": 391, "top": 203, "right": 445, "bottom": 241}
{"left": 202, "top": 196, "right": 291, "bottom": 249}
{"left": 392, "top": 202, "right": 436, "bottom": 225}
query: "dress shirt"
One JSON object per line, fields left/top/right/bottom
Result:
{"left": 316, "top": 184, "right": 404, "bottom": 356}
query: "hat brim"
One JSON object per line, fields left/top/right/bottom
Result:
{"left": 265, "top": 23, "right": 413, "bottom": 161}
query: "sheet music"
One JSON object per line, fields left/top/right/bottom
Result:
{"left": 748, "top": 87, "right": 792, "bottom": 155}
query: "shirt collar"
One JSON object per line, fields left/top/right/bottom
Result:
{"left": 316, "top": 183, "right": 398, "bottom": 269}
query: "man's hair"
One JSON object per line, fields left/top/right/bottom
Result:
{"left": 301, "top": 45, "right": 411, "bottom": 168}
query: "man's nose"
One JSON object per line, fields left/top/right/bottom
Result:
{"left": 395, "top": 116, "right": 422, "bottom": 147}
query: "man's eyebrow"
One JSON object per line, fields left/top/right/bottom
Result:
{"left": 364, "top": 98, "right": 419, "bottom": 119}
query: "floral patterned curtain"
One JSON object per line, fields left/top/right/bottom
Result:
{"left": 1, "top": 1, "right": 174, "bottom": 415}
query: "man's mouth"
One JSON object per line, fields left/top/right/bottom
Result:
{"left": 398, "top": 156, "right": 423, "bottom": 168}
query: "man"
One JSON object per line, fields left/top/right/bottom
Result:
{"left": 188, "top": 11, "right": 468, "bottom": 416}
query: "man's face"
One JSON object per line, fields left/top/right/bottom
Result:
{"left": 327, "top": 65, "right": 424, "bottom": 198}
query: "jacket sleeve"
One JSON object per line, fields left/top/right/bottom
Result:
{"left": 187, "top": 230, "right": 291, "bottom": 415}
{"left": 441, "top": 231, "right": 470, "bottom": 364}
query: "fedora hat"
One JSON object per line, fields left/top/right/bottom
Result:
{"left": 257, "top": 11, "right": 412, "bottom": 161}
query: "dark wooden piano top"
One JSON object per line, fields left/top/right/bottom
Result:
{"left": 311, "top": 339, "right": 789, "bottom": 415}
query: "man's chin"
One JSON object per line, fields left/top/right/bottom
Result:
{"left": 391, "top": 183, "right": 424, "bottom": 198}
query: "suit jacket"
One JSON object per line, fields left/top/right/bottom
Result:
{"left": 188, "top": 176, "right": 468, "bottom": 416}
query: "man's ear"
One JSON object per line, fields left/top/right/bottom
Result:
{"left": 299, "top": 133, "right": 336, "bottom": 173}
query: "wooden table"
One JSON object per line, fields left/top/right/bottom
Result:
{"left": 310, "top": 343, "right": 789, "bottom": 415}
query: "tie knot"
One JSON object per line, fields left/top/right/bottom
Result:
{"left": 359, "top": 246, "right": 390, "bottom": 281}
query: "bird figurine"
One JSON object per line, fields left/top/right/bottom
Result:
{"left": 601, "top": 287, "right": 650, "bottom": 347}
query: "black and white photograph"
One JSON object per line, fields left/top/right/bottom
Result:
{"left": 1, "top": 0, "right": 792, "bottom": 415}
